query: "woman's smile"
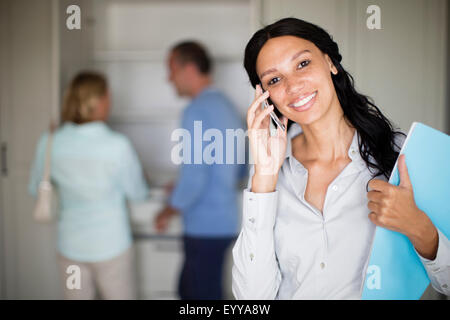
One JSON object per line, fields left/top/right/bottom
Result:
{"left": 288, "top": 90, "right": 317, "bottom": 112}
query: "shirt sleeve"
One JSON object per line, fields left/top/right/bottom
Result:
{"left": 232, "top": 165, "right": 282, "bottom": 299}
{"left": 120, "top": 137, "right": 150, "bottom": 202}
{"left": 169, "top": 107, "right": 210, "bottom": 212}
{"left": 415, "top": 228, "right": 450, "bottom": 296}
{"left": 28, "top": 133, "right": 49, "bottom": 198}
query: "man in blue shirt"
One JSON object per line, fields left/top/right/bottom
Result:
{"left": 154, "top": 41, "right": 247, "bottom": 299}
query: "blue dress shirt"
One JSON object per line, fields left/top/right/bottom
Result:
{"left": 169, "top": 87, "right": 247, "bottom": 237}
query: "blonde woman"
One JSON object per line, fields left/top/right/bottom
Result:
{"left": 29, "top": 72, "right": 149, "bottom": 299}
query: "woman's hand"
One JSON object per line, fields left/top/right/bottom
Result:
{"left": 247, "top": 85, "right": 288, "bottom": 193}
{"left": 367, "top": 154, "right": 438, "bottom": 260}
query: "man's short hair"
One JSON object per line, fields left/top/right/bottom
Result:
{"left": 171, "top": 41, "right": 212, "bottom": 74}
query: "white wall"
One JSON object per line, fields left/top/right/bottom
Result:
{"left": 0, "top": 0, "right": 9, "bottom": 300}
{"left": 59, "top": 0, "right": 90, "bottom": 102}
{"left": 260, "top": 0, "right": 448, "bottom": 133}
{"left": 84, "top": 0, "right": 253, "bottom": 186}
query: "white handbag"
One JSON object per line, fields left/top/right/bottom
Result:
{"left": 33, "top": 131, "right": 56, "bottom": 222}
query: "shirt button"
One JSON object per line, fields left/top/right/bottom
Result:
{"left": 332, "top": 185, "right": 338, "bottom": 191}
{"left": 249, "top": 217, "right": 255, "bottom": 223}
{"left": 320, "top": 262, "right": 325, "bottom": 269}
{"left": 351, "top": 148, "right": 357, "bottom": 155}
{"left": 250, "top": 253, "right": 254, "bottom": 261}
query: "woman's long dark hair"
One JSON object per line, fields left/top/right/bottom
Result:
{"left": 244, "top": 17, "right": 404, "bottom": 179}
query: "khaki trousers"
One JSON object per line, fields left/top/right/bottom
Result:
{"left": 58, "top": 246, "right": 137, "bottom": 300}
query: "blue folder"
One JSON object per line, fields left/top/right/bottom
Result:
{"left": 362, "top": 122, "right": 450, "bottom": 300}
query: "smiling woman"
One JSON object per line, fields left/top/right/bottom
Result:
{"left": 232, "top": 17, "right": 450, "bottom": 300}
{"left": 244, "top": 18, "right": 403, "bottom": 180}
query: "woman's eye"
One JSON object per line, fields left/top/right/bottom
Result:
{"left": 268, "top": 77, "right": 280, "bottom": 86}
{"left": 297, "top": 60, "right": 311, "bottom": 69}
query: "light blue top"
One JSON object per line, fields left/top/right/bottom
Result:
{"left": 29, "top": 121, "right": 150, "bottom": 262}
{"left": 169, "top": 87, "right": 247, "bottom": 237}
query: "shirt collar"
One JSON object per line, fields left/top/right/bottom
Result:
{"left": 285, "top": 123, "right": 366, "bottom": 169}
{"left": 193, "top": 85, "right": 217, "bottom": 100}
{"left": 64, "top": 121, "right": 108, "bottom": 134}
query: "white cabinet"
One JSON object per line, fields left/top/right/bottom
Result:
{"left": 135, "top": 239, "right": 183, "bottom": 299}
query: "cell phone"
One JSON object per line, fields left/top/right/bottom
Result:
{"left": 260, "top": 85, "right": 286, "bottom": 131}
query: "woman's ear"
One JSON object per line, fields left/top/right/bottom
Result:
{"left": 325, "top": 54, "right": 338, "bottom": 75}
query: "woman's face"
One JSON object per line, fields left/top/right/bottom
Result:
{"left": 256, "top": 35, "right": 339, "bottom": 126}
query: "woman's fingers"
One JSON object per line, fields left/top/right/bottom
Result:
{"left": 252, "top": 104, "right": 274, "bottom": 129}
{"left": 249, "top": 126, "right": 268, "bottom": 163}
{"left": 367, "top": 201, "right": 380, "bottom": 213}
{"left": 260, "top": 108, "right": 271, "bottom": 129}
{"left": 247, "top": 88, "right": 270, "bottom": 128}
{"left": 254, "top": 83, "right": 262, "bottom": 98}
{"left": 367, "top": 190, "right": 383, "bottom": 203}
{"left": 276, "top": 115, "right": 288, "bottom": 137}
{"left": 247, "top": 85, "right": 288, "bottom": 176}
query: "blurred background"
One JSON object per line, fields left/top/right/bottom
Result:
{"left": 0, "top": 0, "right": 449, "bottom": 299}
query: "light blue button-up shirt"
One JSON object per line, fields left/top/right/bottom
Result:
{"left": 29, "top": 121, "right": 149, "bottom": 262}
{"left": 169, "top": 87, "right": 247, "bottom": 237}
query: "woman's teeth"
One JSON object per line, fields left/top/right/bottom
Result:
{"left": 293, "top": 91, "right": 317, "bottom": 107}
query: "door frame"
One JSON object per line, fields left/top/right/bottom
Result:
{"left": 0, "top": 0, "right": 11, "bottom": 300}
{"left": 0, "top": 0, "right": 61, "bottom": 299}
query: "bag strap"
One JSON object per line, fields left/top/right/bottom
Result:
{"left": 42, "top": 126, "right": 55, "bottom": 183}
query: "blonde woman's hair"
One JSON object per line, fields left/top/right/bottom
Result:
{"left": 61, "top": 71, "right": 108, "bottom": 124}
